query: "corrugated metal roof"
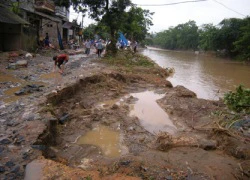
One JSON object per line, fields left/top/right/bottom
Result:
{"left": 0, "top": 5, "right": 29, "bottom": 25}
{"left": 62, "top": 21, "right": 73, "bottom": 29}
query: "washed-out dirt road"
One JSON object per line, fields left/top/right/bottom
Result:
{"left": 0, "top": 49, "right": 249, "bottom": 180}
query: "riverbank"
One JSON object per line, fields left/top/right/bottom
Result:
{"left": 0, "top": 48, "right": 249, "bottom": 179}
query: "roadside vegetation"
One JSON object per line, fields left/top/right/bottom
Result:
{"left": 148, "top": 18, "right": 250, "bottom": 61}
{"left": 101, "top": 50, "right": 155, "bottom": 67}
{"left": 213, "top": 85, "right": 250, "bottom": 132}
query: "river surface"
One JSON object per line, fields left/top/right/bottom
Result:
{"left": 142, "top": 47, "right": 250, "bottom": 100}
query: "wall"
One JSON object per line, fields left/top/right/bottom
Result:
{"left": 41, "top": 19, "right": 62, "bottom": 49}
{"left": 22, "top": 26, "right": 37, "bottom": 52}
{"left": 0, "top": 23, "right": 22, "bottom": 51}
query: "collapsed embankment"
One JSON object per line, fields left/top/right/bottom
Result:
{"left": 0, "top": 50, "right": 249, "bottom": 179}
{"left": 29, "top": 51, "right": 250, "bottom": 179}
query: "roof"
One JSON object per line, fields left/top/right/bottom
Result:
{"left": 34, "top": 11, "right": 61, "bottom": 23}
{"left": 0, "top": 5, "right": 29, "bottom": 25}
{"left": 62, "top": 21, "right": 73, "bottom": 29}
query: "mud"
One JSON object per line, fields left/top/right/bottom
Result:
{"left": 0, "top": 49, "right": 249, "bottom": 180}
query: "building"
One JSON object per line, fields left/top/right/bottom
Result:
{"left": 0, "top": 4, "right": 30, "bottom": 51}
{"left": 0, "top": 0, "right": 80, "bottom": 51}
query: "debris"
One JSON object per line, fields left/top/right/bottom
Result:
{"left": 15, "top": 84, "right": 44, "bottom": 96}
{"left": 59, "top": 113, "right": 70, "bottom": 124}
{"left": 25, "top": 53, "right": 33, "bottom": 59}
{"left": 16, "top": 60, "right": 28, "bottom": 67}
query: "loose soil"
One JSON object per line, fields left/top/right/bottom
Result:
{"left": 0, "top": 49, "right": 249, "bottom": 180}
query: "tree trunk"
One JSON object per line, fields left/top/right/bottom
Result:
{"left": 106, "top": 28, "right": 117, "bottom": 55}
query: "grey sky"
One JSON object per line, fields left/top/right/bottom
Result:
{"left": 70, "top": 0, "right": 250, "bottom": 32}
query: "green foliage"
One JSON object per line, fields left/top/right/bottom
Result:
{"left": 69, "top": 0, "right": 153, "bottom": 54}
{"left": 9, "top": 1, "right": 20, "bottom": 14}
{"left": 102, "top": 50, "right": 155, "bottom": 67}
{"left": 224, "top": 85, "right": 250, "bottom": 113}
{"left": 150, "top": 17, "right": 250, "bottom": 60}
{"left": 152, "top": 21, "right": 199, "bottom": 50}
{"left": 199, "top": 24, "right": 218, "bottom": 51}
{"left": 121, "top": 6, "right": 154, "bottom": 42}
{"left": 233, "top": 17, "right": 250, "bottom": 60}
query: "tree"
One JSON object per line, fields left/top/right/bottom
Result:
{"left": 233, "top": 17, "right": 250, "bottom": 60}
{"left": 216, "top": 18, "right": 245, "bottom": 56}
{"left": 153, "top": 21, "right": 199, "bottom": 50}
{"left": 70, "top": 0, "right": 132, "bottom": 54}
{"left": 122, "top": 6, "right": 154, "bottom": 42}
{"left": 199, "top": 24, "right": 219, "bottom": 51}
{"left": 56, "top": 0, "right": 154, "bottom": 54}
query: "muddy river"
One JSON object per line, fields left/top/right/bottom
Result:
{"left": 142, "top": 47, "right": 250, "bottom": 100}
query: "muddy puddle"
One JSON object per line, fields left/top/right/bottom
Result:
{"left": 129, "top": 91, "right": 177, "bottom": 134}
{"left": 76, "top": 125, "right": 127, "bottom": 158}
{"left": 0, "top": 72, "right": 46, "bottom": 103}
{"left": 0, "top": 73, "right": 24, "bottom": 103}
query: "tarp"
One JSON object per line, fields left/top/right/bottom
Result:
{"left": 118, "top": 32, "right": 128, "bottom": 46}
{"left": 57, "top": 25, "right": 64, "bottom": 50}
{"left": 0, "top": 5, "right": 30, "bottom": 25}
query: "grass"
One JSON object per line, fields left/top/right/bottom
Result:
{"left": 102, "top": 49, "right": 155, "bottom": 68}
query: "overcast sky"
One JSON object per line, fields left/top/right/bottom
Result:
{"left": 70, "top": 0, "right": 250, "bottom": 32}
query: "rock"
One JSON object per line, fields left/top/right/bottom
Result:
{"left": 5, "top": 161, "right": 15, "bottom": 168}
{"left": 0, "top": 119, "right": 6, "bottom": 123}
{"left": 30, "top": 145, "right": 47, "bottom": 151}
{"left": 16, "top": 60, "right": 28, "bottom": 67}
{"left": 174, "top": 85, "right": 196, "bottom": 98}
{"left": 59, "top": 113, "right": 70, "bottom": 124}
{"left": 7, "top": 121, "right": 19, "bottom": 127}
{"left": 166, "top": 176, "right": 173, "bottom": 180}
{"left": 22, "top": 112, "right": 35, "bottom": 121}
{"left": 79, "top": 101, "right": 92, "bottom": 109}
{"left": 0, "top": 146, "right": 4, "bottom": 153}
{"left": 15, "top": 84, "right": 44, "bottom": 96}
{"left": 199, "top": 139, "right": 217, "bottom": 150}
{"left": 24, "top": 161, "right": 44, "bottom": 180}
{"left": 15, "top": 135, "right": 25, "bottom": 144}
{"left": 22, "top": 152, "right": 29, "bottom": 160}
{"left": 233, "top": 119, "right": 250, "bottom": 129}
{"left": 0, "top": 164, "right": 5, "bottom": 173}
{"left": 0, "top": 138, "right": 11, "bottom": 145}
{"left": 119, "top": 160, "right": 131, "bottom": 166}
{"left": 6, "top": 63, "right": 17, "bottom": 69}
{"left": 10, "top": 165, "right": 20, "bottom": 173}
{"left": 164, "top": 80, "right": 173, "bottom": 88}
{"left": 111, "top": 104, "right": 119, "bottom": 110}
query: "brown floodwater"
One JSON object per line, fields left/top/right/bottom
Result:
{"left": 143, "top": 47, "right": 250, "bottom": 100}
{"left": 129, "top": 91, "right": 177, "bottom": 134}
{"left": 77, "top": 125, "right": 126, "bottom": 158}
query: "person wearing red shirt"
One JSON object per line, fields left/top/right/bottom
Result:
{"left": 53, "top": 54, "right": 69, "bottom": 74}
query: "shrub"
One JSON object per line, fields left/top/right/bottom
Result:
{"left": 224, "top": 85, "right": 250, "bottom": 113}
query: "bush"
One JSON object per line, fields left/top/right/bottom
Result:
{"left": 224, "top": 85, "right": 250, "bottom": 113}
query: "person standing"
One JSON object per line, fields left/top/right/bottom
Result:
{"left": 44, "top": 33, "right": 50, "bottom": 47}
{"left": 85, "top": 39, "right": 91, "bottom": 56}
{"left": 133, "top": 41, "right": 138, "bottom": 53}
{"left": 53, "top": 54, "right": 69, "bottom": 74}
{"left": 96, "top": 40, "right": 103, "bottom": 57}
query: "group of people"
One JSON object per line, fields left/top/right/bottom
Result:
{"left": 51, "top": 33, "right": 139, "bottom": 75}
{"left": 116, "top": 40, "right": 137, "bottom": 53}
{"left": 83, "top": 39, "right": 107, "bottom": 57}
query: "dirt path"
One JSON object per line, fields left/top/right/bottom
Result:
{"left": 0, "top": 49, "right": 249, "bottom": 180}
